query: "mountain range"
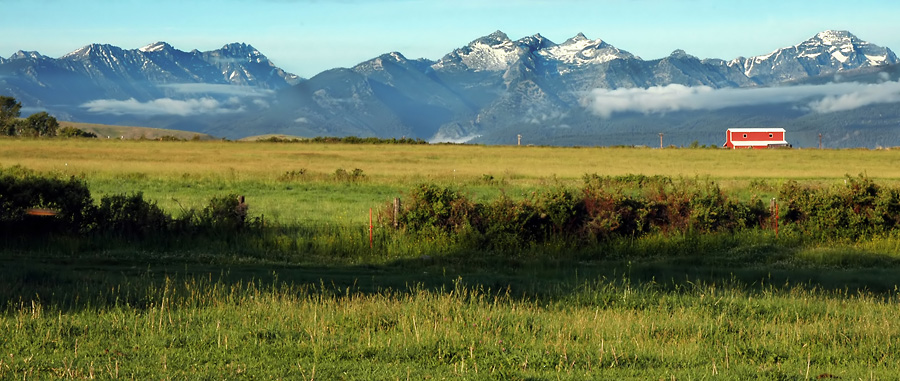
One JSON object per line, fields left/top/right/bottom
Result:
{"left": 2, "top": 30, "right": 899, "bottom": 147}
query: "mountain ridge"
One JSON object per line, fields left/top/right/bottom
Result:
{"left": 2, "top": 30, "right": 899, "bottom": 147}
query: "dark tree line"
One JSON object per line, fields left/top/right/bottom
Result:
{"left": 1, "top": 95, "right": 93, "bottom": 138}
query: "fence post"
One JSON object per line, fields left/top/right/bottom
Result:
{"left": 369, "top": 208, "right": 374, "bottom": 249}
{"left": 770, "top": 198, "right": 776, "bottom": 229}
{"left": 775, "top": 198, "right": 779, "bottom": 238}
{"left": 393, "top": 198, "right": 401, "bottom": 228}
{"left": 237, "top": 195, "right": 247, "bottom": 223}
{"left": 770, "top": 198, "right": 778, "bottom": 238}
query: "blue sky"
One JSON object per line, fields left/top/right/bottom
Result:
{"left": 1, "top": 0, "right": 898, "bottom": 78}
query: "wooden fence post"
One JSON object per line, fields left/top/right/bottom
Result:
{"left": 770, "top": 198, "right": 776, "bottom": 229}
{"left": 393, "top": 198, "right": 401, "bottom": 228}
{"left": 774, "top": 198, "right": 779, "bottom": 238}
{"left": 237, "top": 195, "right": 247, "bottom": 223}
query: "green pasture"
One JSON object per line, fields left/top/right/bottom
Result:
{"left": 4, "top": 138, "right": 900, "bottom": 224}
{"left": 2, "top": 138, "right": 900, "bottom": 378}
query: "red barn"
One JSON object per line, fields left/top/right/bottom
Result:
{"left": 723, "top": 128, "right": 790, "bottom": 149}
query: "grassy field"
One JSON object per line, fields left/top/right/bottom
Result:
{"left": 2, "top": 138, "right": 900, "bottom": 378}
{"left": 8, "top": 138, "right": 900, "bottom": 182}
{"left": 5, "top": 138, "right": 900, "bottom": 224}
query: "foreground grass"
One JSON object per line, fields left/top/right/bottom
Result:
{"left": 2, "top": 230, "right": 900, "bottom": 379}
{"left": 4, "top": 140, "right": 900, "bottom": 378}
{"left": 2, "top": 268, "right": 897, "bottom": 379}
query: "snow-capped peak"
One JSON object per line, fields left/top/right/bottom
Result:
{"left": 668, "top": 49, "right": 694, "bottom": 59}
{"left": 516, "top": 34, "right": 555, "bottom": 50}
{"left": 433, "top": 30, "right": 520, "bottom": 72}
{"left": 60, "top": 43, "right": 119, "bottom": 60}
{"left": 9, "top": 50, "right": 46, "bottom": 60}
{"left": 730, "top": 30, "right": 898, "bottom": 82}
{"left": 564, "top": 32, "right": 589, "bottom": 44}
{"left": 139, "top": 41, "right": 171, "bottom": 53}
{"left": 814, "top": 30, "right": 856, "bottom": 45}
{"left": 476, "top": 30, "right": 513, "bottom": 46}
{"left": 540, "top": 33, "right": 636, "bottom": 65}
{"left": 796, "top": 30, "right": 896, "bottom": 65}
{"left": 220, "top": 43, "right": 261, "bottom": 56}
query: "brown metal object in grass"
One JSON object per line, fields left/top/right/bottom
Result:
{"left": 25, "top": 208, "right": 58, "bottom": 216}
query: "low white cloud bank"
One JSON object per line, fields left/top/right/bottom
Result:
{"left": 81, "top": 97, "right": 242, "bottom": 116}
{"left": 809, "top": 81, "right": 900, "bottom": 113}
{"left": 582, "top": 81, "right": 900, "bottom": 118}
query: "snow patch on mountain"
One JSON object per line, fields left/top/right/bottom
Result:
{"left": 459, "top": 31, "right": 518, "bottom": 71}
{"left": 539, "top": 33, "right": 636, "bottom": 66}
{"left": 431, "top": 31, "right": 521, "bottom": 72}
{"left": 731, "top": 30, "right": 898, "bottom": 81}
{"left": 139, "top": 42, "right": 170, "bottom": 53}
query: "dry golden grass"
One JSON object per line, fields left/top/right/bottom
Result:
{"left": 3, "top": 139, "right": 900, "bottom": 185}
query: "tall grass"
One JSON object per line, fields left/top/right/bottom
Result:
{"left": 1, "top": 273, "right": 897, "bottom": 379}
{"left": 4, "top": 140, "right": 900, "bottom": 377}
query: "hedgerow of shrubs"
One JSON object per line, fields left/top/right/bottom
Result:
{"left": 8, "top": 166, "right": 900, "bottom": 249}
{"left": 779, "top": 174, "right": 900, "bottom": 240}
{"left": 394, "top": 177, "right": 768, "bottom": 248}
{"left": 0, "top": 166, "right": 249, "bottom": 238}
{"left": 394, "top": 174, "right": 900, "bottom": 248}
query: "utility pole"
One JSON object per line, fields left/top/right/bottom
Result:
{"left": 659, "top": 133, "right": 664, "bottom": 149}
{"left": 818, "top": 133, "right": 823, "bottom": 149}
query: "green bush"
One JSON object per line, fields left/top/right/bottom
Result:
{"left": 277, "top": 169, "right": 307, "bottom": 182}
{"left": 197, "top": 194, "right": 248, "bottom": 232}
{"left": 688, "top": 183, "right": 767, "bottom": 233}
{"left": 399, "top": 184, "right": 474, "bottom": 235}
{"left": 0, "top": 167, "right": 94, "bottom": 233}
{"left": 582, "top": 189, "right": 652, "bottom": 240}
{"left": 58, "top": 126, "right": 98, "bottom": 138}
{"left": 534, "top": 187, "right": 584, "bottom": 235}
{"left": 333, "top": 168, "right": 365, "bottom": 182}
{"left": 94, "top": 193, "right": 170, "bottom": 237}
{"left": 470, "top": 194, "right": 541, "bottom": 247}
{"left": 779, "top": 174, "right": 900, "bottom": 239}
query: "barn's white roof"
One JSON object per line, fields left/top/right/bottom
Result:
{"left": 727, "top": 128, "right": 786, "bottom": 133}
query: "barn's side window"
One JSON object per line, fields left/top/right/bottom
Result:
{"left": 769, "top": 133, "right": 774, "bottom": 138}
{"left": 743, "top": 134, "right": 747, "bottom": 138}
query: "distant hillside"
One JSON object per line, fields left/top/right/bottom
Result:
{"left": 60, "top": 121, "right": 217, "bottom": 141}
{"left": 238, "top": 134, "right": 308, "bottom": 142}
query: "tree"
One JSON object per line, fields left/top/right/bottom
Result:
{"left": 0, "top": 96, "right": 22, "bottom": 135}
{"left": 1, "top": 120, "right": 18, "bottom": 136}
{"left": 21, "top": 111, "right": 59, "bottom": 137}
